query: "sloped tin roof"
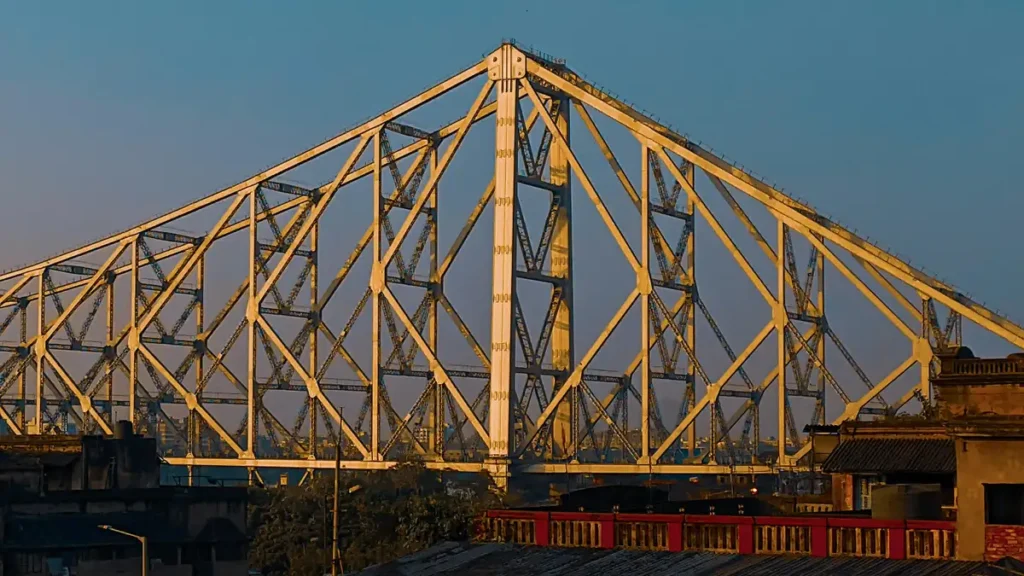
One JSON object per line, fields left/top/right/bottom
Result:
{"left": 354, "top": 542, "right": 989, "bottom": 576}
{"left": 821, "top": 437, "right": 956, "bottom": 474}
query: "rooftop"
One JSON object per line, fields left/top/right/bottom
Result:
{"left": 821, "top": 437, "right": 956, "bottom": 474}
{"left": 934, "top": 347, "right": 1024, "bottom": 382}
{"left": 0, "top": 435, "right": 82, "bottom": 453}
{"left": 354, "top": 542, "right": 990, "bottom": 576}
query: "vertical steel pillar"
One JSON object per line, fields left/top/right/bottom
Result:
{"left": 34, "top": 271, "right": 45, "bottom": 434}
{"left": 370, "top": 131, "right": 383, "bottom": 461}
{"left": 192, "top": 257, "right": 204, "bottom": 456}
{"left": 246, "top": 189, "right": 258, "bottom": 458}
{"left": 486, "top": 45, "right": 524, "bottom": 489}
{"left": 428, "top": 146, "right": 441, "bottom": 457}
{"left": 18, "top": 302, "right": 27, "bottom": 431}
{"left": 310, "top": 199, "right": 320, "bottom": 461}
{"left": 684, "top": 163, "right": 697, "bottom": 459}
{"left": 106, "top": 279, "right": 115, "bottom": 423}
{"left": 816, "top": 245, "right": 826, "bottom": 425}
{"left": 309, "top": 222, "right": 319, "bottom": 460}
{"left": 639, "top": 142, "right": 651, "bottom": 462}
{"left": 129, "top": 240, "right": 139, "bottom": 426}
{"left": 550, "top": 95, "right": 574, "bottom": 459}
{"left": 776, "top": 220, "right": 788, "bottom": 465}
{"left": 920, "top": 297, "right": 932, "bottom": 402}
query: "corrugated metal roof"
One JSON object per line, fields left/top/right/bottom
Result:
{"left": 354, "top": 542, "right": 990, "bottom": 576}
{"left": 821, "top": 438, "right": 956, "bottom": 474}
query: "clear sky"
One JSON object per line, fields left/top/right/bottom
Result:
{"left": 1, "top": 1, "right": 1022, "bottom": 435}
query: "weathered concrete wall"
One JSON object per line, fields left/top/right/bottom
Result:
{"left": 956, "top": 438, "right": 1024, "bottom": 560}
{"left": 937, "top": 382, "right": 1024, "bottom": 418}
{"left": 830, "top": 474, "right": 854, "bottom": 511}
{"left": 811, "top": 434, "right": 839, "bottom": 467}
{"left": 185, "top": 498, "right": 246, "bottom": 538}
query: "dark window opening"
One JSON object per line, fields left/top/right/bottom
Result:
{"left": 152, "top": 544, "right": 179, "bottom": 566}
{"left": 214, "top": 542, "right": 245, "bottom": 562}
{"left": 985, "top": 484, "right": 1024, "bottom": 525}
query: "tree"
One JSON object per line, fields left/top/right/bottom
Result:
{"left": 248, "top": 463, "right": 504, "bottom": 575}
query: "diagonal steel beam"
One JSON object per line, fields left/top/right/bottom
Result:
{"left": 379, "top": 286, "right": 489, "bottom": 445}
{"left": 0, "top": 60, "right": 488, "bottom": 284}
{"left": 381, "top": 80, "right": 495, "bottom": 269}
{"left": 257, "top": 136, "right": 370, "bottom": 304}
{"left": 529, "top": 61, "right": 1024, "bottom": 347}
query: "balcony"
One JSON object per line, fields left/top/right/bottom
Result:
{"left": 479, "top": 510, "right": 957, "bottom": 561}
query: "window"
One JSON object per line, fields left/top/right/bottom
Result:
{"left": 17, "top": 554, "right": 43, "bottom": 574}
{"left": 985, "top": 484, "right": 1024, "bottom": 525}
{"left": 854, "top": 476, "right": 882, "bottom": 511}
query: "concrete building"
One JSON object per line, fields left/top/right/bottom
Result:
{"left": 934, "top": 349, "right": 1024, "bottom": 562}
{"left": 0, "top": 487, "right": 248, "bottom": 576}
{"left": 807, "top": 347, "right": 1024, "bottom": 562}
{"left": 0, "top": 421, "right": 160, "bottom": 495}
{"left": 816, "top": 422, "right": 955, "bottom": 513}
{"left": 0, "top": 421, "right": 249, "bottom": 575}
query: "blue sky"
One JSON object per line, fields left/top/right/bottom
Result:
{"left": 1, "top": 1, "right": 1022, "bottom": 432}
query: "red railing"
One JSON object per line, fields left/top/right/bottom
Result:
{"left": 480, "top": 510, "right": 957, "bottom": 560}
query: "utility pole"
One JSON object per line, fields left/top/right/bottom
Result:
{"left": 332, "top": 408, "right": 343, "bottom": 576}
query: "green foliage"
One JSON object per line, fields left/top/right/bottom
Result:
{"left": 879, "top": 400, "right": 942, "bottom": 422}
{"left": 248, "top": 463, "right": 503, "bottom": 575}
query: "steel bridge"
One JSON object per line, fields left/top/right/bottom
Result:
{"left": 1, "top": 43, "right": 1020, "bottom": 488}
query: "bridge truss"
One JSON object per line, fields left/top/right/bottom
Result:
{"left": 1, "top": 43, "right": 1020, "bottom": 487}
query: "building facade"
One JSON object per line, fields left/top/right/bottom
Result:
{"left": 934, "top": 349, "right": 1024, "bottom": 562}
{"left": 0, "top": 421, "right": 249, "bottom": 575}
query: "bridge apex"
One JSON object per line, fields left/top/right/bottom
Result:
{"left": 486, "top": 43, "right": 527, "bottom": 81}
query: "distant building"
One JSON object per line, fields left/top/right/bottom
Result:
{"left": 0, "top": 420, "right": 249, "bottom": 575}
{"left": 934, "top": 348, "right": 1024, "bottom": 562}
{"left": 806, "top": 347, "right": 1024, "bottom": 562}
{"left": 0, "top": 420, "right": 160, "bottom": 495}
{"left": 1, "top": 486, "right": 248, "bottom": 576}
{"left": 815, "top": 422, "right": 955, "bottom": 512}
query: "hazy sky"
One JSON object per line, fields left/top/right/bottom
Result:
{"left": 1, "top": 1, "right": 1022, "bottom": 437}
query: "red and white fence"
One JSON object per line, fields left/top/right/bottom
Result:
{"left": 479, "top": 510, "right": 957, "bottom": 560}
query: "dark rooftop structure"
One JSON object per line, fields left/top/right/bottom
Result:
{"left": 822, "top": 437, "right": 956, "bottom": 475}
{"left": 354, "top": 542, "right": 990, "bottom": 576}
{"left": 0, "top": 420, "right": 161, "bottom": 495}
{"left": 0, "top": 486, "right": 249, "bottom": 574}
